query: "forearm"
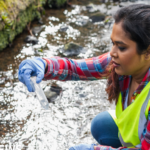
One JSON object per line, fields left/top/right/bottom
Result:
{"left": 42, "top": 52, "right": 111, "bottom": 81}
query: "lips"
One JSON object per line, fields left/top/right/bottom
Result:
{"left": 112, "top": 61, "right": 120, "bottom": 67}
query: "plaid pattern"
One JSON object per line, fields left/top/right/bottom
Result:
{"left": 43, "top": 52, "right": 111, "bottom": 81}
{"left": 119, "top": 68, "right": 150, "bottom": 110}
{"left": 43, "top": 52, "right": 150, "bottom": 150}
{"left": 141, "top": 107, "right": 150, "bottom": 150}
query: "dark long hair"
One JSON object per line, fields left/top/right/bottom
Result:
{"left": 106, "top": 4, "right": 150, "bottom": 103}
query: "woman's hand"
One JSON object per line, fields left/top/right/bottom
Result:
{"left": 69, "top": 143, "right": 96, "bottom": 150}
{"left": 18, "top": 57, "right": 46, "bottom": 92}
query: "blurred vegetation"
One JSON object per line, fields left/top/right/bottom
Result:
{"left": 0, "top": 0, "right": 67, "bottom": 51}
{"left": 47, "top": 0, "right": 67, "bottom": 8}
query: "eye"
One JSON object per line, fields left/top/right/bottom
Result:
{"left": 118, "top": 47, "right": 126, "bottom": 51}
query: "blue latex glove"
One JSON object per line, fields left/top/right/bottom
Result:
{"left": 69, "top": 144, "right": 96, "bottom": 150}
{"left": 18, "top": 57, "right": 46, "bottom": 92}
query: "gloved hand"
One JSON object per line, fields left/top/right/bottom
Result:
{"left": 18, "top": 57, "right": 46, "bottom": 92}
{"left": 69, "top": 144, "right": 96, "bottom": 150}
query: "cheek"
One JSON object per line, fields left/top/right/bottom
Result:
{"left": 120, "top": 54, "right": 132, "bottom": 65}
{"left": 119, "top": 51, "right": 137, "bottom": 70}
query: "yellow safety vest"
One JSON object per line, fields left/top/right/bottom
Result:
{"left": 111, "top": 82, "right": 150, "bottom": 148}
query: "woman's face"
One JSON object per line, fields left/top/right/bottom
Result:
{"left": 110, "top": 22, "right": 148, "bottom": 76}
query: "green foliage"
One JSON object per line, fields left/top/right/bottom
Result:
{"left": 1, "top": 12, "right": 14, "bottom": 27}
{"left": 47, "top": 0, "right": 67, "bottom": 8}
{"left": 47, "top": 0, "right": 52, "bottom": 8}
{"left": 56, "top": 0, "right": 66, "bottom": 8}
{"left": 0, "top": 0, "right": 14, "bottom": 28}
{"left": 0, "top": 31, "right": 9, "bottom": 50}
{"left": 38, "top": 49, "right": 43, "bottom": 52}
{"left": 0, "top": 1, "right": 8, "bottom": 12}
{"left": 0, "top": 1, "right": 46, "bottom": 51}
{"left": 0, "top": 0, "right": 67, "bottom": 51}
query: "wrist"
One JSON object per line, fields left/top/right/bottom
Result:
{"left": 43, "top": 60, "right": 47, "bottom": 69}
{"left": 94, "top": 146, "right": 99, "bottom": 150}
{"left": 43, "top": 59, "right": 48, "bottom": 74}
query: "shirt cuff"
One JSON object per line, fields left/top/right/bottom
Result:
{"left": 42, "top": 58, "right": 53, "bottom": 80}
{"left": 96, "top": 147, "right": 101, "bottom": 150}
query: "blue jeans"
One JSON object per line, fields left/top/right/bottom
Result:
{"left": 91, "top": 111, "right": 122, "bottom": 148}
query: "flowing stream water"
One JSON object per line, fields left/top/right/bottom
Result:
{"left": 0, "top": 0, "right": 149, "bottom": 149}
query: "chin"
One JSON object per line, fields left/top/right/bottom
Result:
{"left": 115, "top": 68, "right": 125, "bottom": 76}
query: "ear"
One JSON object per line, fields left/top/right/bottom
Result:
{"left": 145, "top": 45, "right": 150, "bottom": 60}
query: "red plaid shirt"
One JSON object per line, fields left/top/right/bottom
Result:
{"left": 43, "top": 52, "right": 150, "bottom": 150}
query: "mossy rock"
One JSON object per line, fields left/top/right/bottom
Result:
{"left": 0, "top": 0, "right": 46, "bottom": 51}
{"left": 0, "top": 0, "right": 67, "bottom": 51}
{"left": 24, "top": 36, "right": 39, "bottom": 45}
{"left": 32, "top": 26, "right": 44, "bottom": 35}
{"left": 0, "top": 31, "right": 9, "bottom": 50}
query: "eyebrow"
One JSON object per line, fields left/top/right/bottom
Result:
{"left": 115, "top": 41, "right": 127, "bottom": 45}
{"left": 110, "top": 38, "right": 127, "bottom": 45}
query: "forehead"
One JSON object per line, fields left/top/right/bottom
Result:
{"left": 111, "top": 22, "right": 129, "bottom": 42}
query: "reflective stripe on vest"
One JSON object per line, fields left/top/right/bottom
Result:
{"left": 118, "top": 90, "right": 150, "bottom": 147}
{"left": 116, "top": 82, "right": 150, "bottom": 148}
{"left": 119, "top": 133, "right": 133, "bottom": 147}
{"left": 138, "top": 89, "right": 150, "bottom": 141}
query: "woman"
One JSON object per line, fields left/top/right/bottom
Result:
{"left": 18, "top": 4, "right": 150, "bottom": 150}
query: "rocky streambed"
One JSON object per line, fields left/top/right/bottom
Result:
{"left": 0, "top": 0, "right": 149, "bottom": 149}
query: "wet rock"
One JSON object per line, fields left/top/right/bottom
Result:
{"left": 76, "top": 17, "right": 89, "bottom": 26}
{"left": 86, "top": 3, "right": 98, "bottom": 13}
{"left": 44, "top": 83, "right": 62, "bottom": 103}
{"left": 24, "top": 36, "right": 39, "bottom": 45}
{"left": 50, "top": 85, "right": 62, "bottom": 94}
{"left": 86, "top": 3, "right": 94, "bottom": 10}
{"left": 44, "top": 90, "right": 58, "bottom": 103}
{"left": 89, "top": 12, "right": 106, "bottom": 23}
{"left": 32, "top": 26, "right": 44, "bottom": 35}
{"left": 75, "top": 100, "right": 83, "bottom": 105}
{"left": 79, "top": 94, "right": 86, "bottom": 98}
{"left": 0, "top": 78, "right": 5, "bottom": 85}
{"left": 59, "top": 42, "right": 86, "bottom": 57}
{"left": 59, "top": 25, "right": 69, "bottom": 32}
{"left": 75, "top": 86, "right": 83, "bottom": 91}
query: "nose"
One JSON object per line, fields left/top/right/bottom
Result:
{"left": 110, "top": 45, "right": 118, "bottom": 58}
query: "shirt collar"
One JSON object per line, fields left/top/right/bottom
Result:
{"left": 119, "top": 68, "right": 150, "bottom": 104}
